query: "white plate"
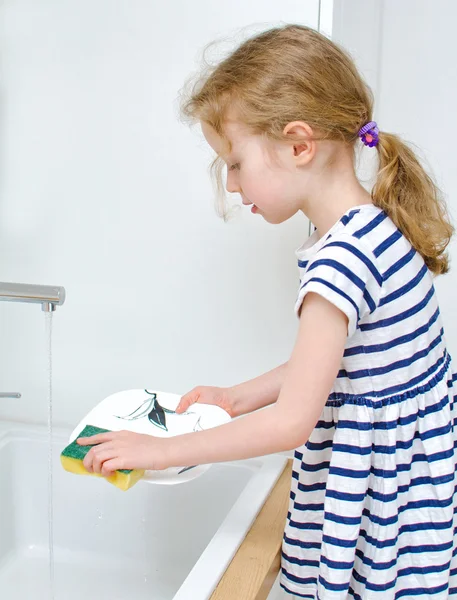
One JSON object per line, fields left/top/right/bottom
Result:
{"left": 69, "top": 389, "right": 232, "bottom": 485}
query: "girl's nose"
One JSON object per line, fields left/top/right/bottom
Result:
{"left": 226, "top": 172, "right": 240, "bottom": 194}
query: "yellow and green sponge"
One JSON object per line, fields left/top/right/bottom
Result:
{"left": 60, "top": 424, "right": 145, "bottom": 491}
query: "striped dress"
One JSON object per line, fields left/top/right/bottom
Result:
{"left": 280, "top": 203, "right": 457, "bottom": 599}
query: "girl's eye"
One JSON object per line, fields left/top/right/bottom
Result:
{"left": 229, "top": 162, "right": 240, "bottom": 171}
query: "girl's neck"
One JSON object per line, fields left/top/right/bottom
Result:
{"left": 300, "top": 154, "right": 373, "bottom": 239}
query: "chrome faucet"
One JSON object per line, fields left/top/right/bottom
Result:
{"left": 0, "top": 281, "right": 66, "bottom": 399}
{"left": 0, "top": 281, "right": 65, "bottom": 312}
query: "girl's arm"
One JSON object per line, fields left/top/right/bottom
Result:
{"left": 162, "top": 292, "right": 347, "bottom": 466}
{"left": 79, "top": 291, "right": 347, "bottom": 474}
{"left": 229, "top": 362, "right": 288, "bottom": 416}
{"left": 176, "top": 363, "right": 288, "bottom": 418}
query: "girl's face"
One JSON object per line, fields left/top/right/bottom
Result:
{"left": 201, "top": 120, "right": 307, "bottom": 225}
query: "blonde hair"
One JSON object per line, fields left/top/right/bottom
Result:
{"left": 181, "top": 24, "right": 453, "bottom": 275}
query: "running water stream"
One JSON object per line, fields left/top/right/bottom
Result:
{"left": 45, "top": 312, "right": 55, "bottom": 600}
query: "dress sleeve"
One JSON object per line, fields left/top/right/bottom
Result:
{"left": 295, "top": 233, "right": 383, "bottom": 337}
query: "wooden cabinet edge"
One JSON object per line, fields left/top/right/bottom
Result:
{"left": 210, "top": 458, "right": 293, "bottom": 600}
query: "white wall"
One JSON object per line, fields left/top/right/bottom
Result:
{"left": 0, "top": 1, "right": 320, "bottom": 428}
{"left": 4, "top": 0, "right": 455, "bottom": 434}
{"left": 333, "top": 0, "right": 457, "bottom": 357}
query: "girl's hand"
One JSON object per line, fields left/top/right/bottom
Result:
{"left": 77, "top": 430, "right": 169, "bottom": 476}
{"left": 175, "top": 386, "right": 236, "bottom": 417}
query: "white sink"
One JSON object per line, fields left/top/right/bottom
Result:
{"left": 0, "top": 421, "right": 287, "bottom": 599}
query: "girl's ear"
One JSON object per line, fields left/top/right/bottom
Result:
{"left": 283, "top": 121, "right": 316, "bottom": 166}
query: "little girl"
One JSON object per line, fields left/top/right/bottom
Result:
{"left": 79, "top": 25, "right": 457, "bottom": 599}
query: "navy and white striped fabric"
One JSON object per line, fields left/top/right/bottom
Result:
{"left": 280, "top": 204, "right": 457, "bottom": 599}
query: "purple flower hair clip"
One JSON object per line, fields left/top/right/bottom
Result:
{"left": 358, "top": 121, "right": 379, "bottom": 148}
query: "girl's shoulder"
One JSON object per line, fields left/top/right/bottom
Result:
{"left": 304, "top": 203, "right": 418, "bottom": 276}
{"left": 296, "top": 204, "right": 401, "bottom": 268}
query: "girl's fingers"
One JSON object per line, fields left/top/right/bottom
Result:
{"left": 77, "top": 432, "right": 114, "bottom": 446}
{"left": 83, "top": 444, "right": 115, "bottom": 473}
{"left": 101, "top": 459, "right": 123, "bottom": 476}
{"left": 176, "top": 396, "right": 190, "bottom": 413}
{"left": 176, "top": 390, "right": 199, "bottom": 413}
{"left": 175, "top": 400, "right": 186, "bottom": 413}
{"left": 93, "top": 451, "right": 113, "bottom": 474}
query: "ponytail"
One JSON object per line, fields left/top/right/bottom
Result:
{"left": 372, "top": 132, "right": 453, "bottom": 275}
